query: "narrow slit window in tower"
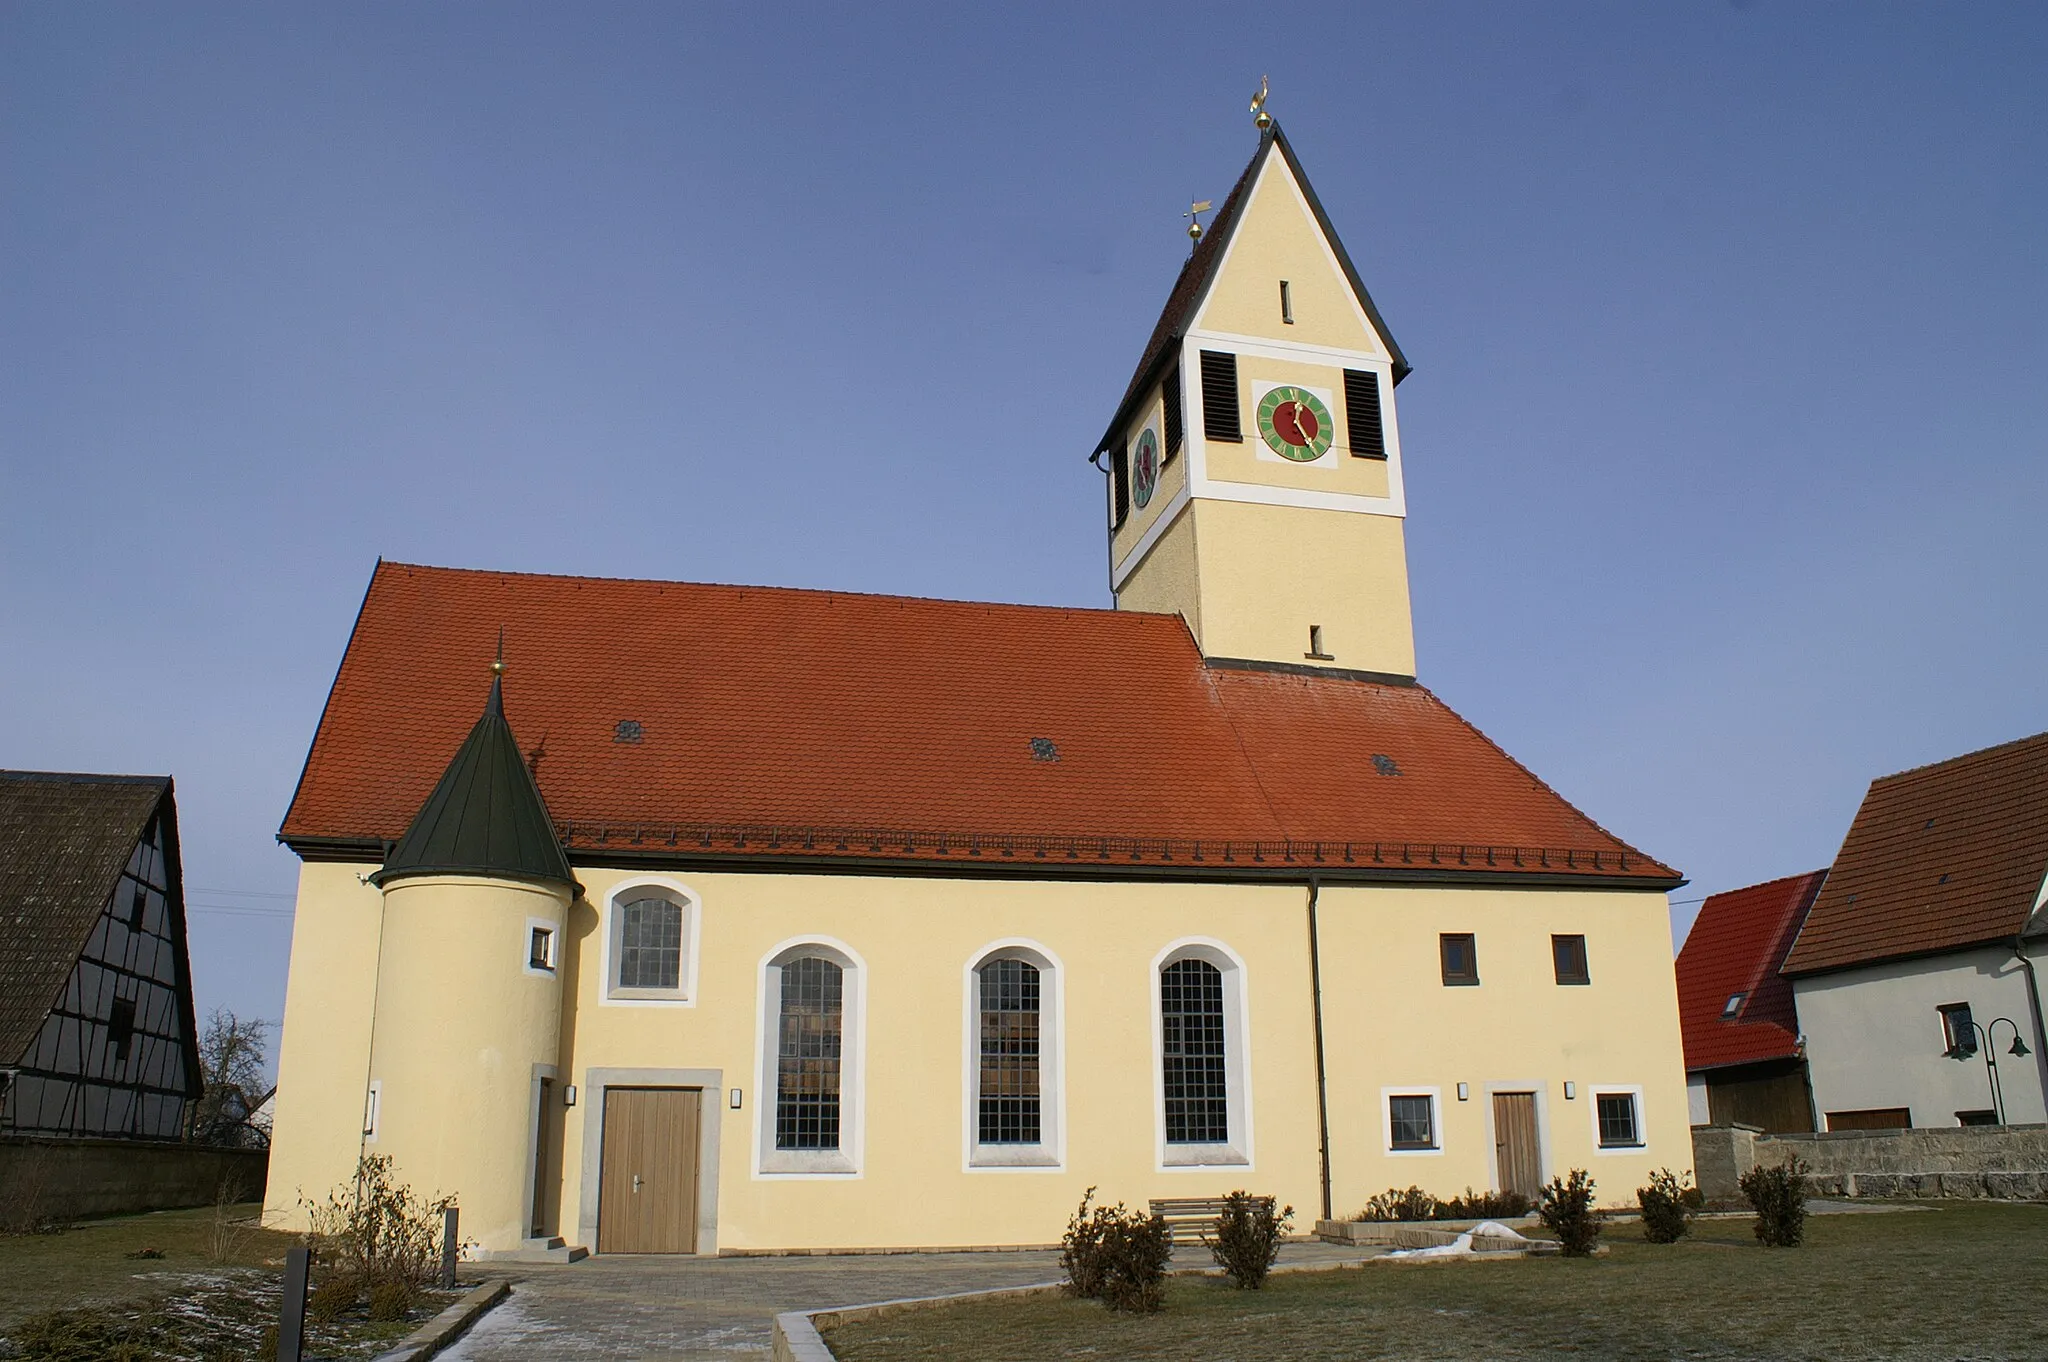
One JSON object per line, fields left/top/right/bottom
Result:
{"left": 1279, "top": 280, "right": 1294, "bottom": 324}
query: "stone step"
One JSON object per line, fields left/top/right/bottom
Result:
{"left": 479, "top": 1238, "right": 589, "bottom": 1264}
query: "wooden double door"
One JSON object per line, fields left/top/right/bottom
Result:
{"left": 598, "top": 1087, "right": 703, "bottom": 1254}
{"left": 1492, "top": 1092, "right": 1542, "bottom": 1200}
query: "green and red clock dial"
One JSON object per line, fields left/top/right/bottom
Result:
{"left": 1257, "top": 386, "right": 1334, "bottom": 462}
{"left": 1132, "top": 428, "right": 1160, "bottom": 509}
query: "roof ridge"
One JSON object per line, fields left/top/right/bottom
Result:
{"left": 372, "top": 560, "right": 1153, "bottom": 623}
{"left": 1869, "top": 729, "right": 2048, "bottom": 786}
{"left": 0, "top": 770, "right": 169, "bottom": 786}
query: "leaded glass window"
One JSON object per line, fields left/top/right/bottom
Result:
{"left": 1388, "top": 1094, "right": 1435, "bottom": 1149}
{"left": 978, "top": 958, "right": 1041, "bottom": 1145}
{"left": 1596, "top": 1092, "right": 1641, "bottom": 1147}
{"left": 775, "top": 957, "right": 843, "bottom": 1151}
{"left": 617, "top": 896, "right": 681, "bottom": 990}
{"left": 1161, "top": 958, "right": 1229, "bottom": 1144}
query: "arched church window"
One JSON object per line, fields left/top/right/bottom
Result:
{"left": 1161, "top": 958, "right": 1229, "bottom": 1144}
{"left": 1155, "top": 940, "right": 1250, "bottom": 1167}
{"left": 603, "top": 882, "right": 699, "bottom": 1003}
{"left": 758, "top": 939, "right": 864, "bottom": 1175}
{"left": 978, "top": 957, "right": 1040, "bottom": 1145}
{"left": 775, "top": 956, "right": 843, "bottom": 1151}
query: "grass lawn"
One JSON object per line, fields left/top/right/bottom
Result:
{"left": 0, "top": 1203, "right": 457, "bottom": 1360}
{"left": 825, "top": 1203, "right": 2048, "bottom": 1361}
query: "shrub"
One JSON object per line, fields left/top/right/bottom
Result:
{"left": 1636, "top": 1168, "right": 1698, "bottom": 1244}
{"left": 1438, "top": 1187, "right": 1533, "bottom": 1220}
{"left": 306, "top": 1276, "right": 358, "bottom": 1324}
{"left": 1206, "top": 1190, "right": 1293, "bottom": 1289}
{"left": 1058, "top": 1188, "right": 1171, "bottom": 1313}
{"left": 1740, "top": 1156, "right": 1809, "bottom": 1247}
{"left": 303, "top": 1154, "right": 454, "bottom": 1292}
{"left": 8, "top": 1308, "right": 152, "bottom": 1362}
{"left": 367, "top": 1278, "right": 417, "bottom": 1322}
{"left": 1357, "top": 1186, "right": 1439, "bottom": 1222}
{"left": 1538, "top": 1169, "right": 1601, "bottom": 1257}
{"left": 1098, "top": 1208, "right": 1172, "bottom": 1314}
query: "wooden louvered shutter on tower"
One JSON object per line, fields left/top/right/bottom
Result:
{"left": 1110, "top": 441, "right": 1130, "bottom": 529}
{"left": 1162, "top": 365, "right": 1184, "bottom": 462}
{"left": 1344, "top": 369, "right": 1386, "bottom": 459}
{"left": 1199, "top": 351, "right": 1241, "bottom": 443}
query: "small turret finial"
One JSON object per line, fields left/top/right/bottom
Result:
{"left": 1251, "top": 74, "right": 1271, "bottom": 130}
{"left": 491, "top": 629, "right": 505, "bottom": 676}
{"left": 1184, "top": 198, "right": 1213, "bottom": 242}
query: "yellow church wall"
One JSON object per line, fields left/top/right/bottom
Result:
{"left": 1205, "top": 353, "right": 1393, "bottom": 499}
{"left": 1195, "top": 152, "right": 1387, "bottom": 357}
{"left": 1113, "top": 502, "right": 1200, "bottom": 640}
{"left": 265, "top": 859, "right": 1685, "bottom": 1252}
{"left": 262, "top": 862, "right": 384, "bottom": 1227}
{"left": 1313, "top": 884, "right": 1690, "bottom": 1214}
{"left": 1190, "top": 499, "right": 1416, "bottom": 676}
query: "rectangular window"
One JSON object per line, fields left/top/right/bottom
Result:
{"left": 1552, "top": 934, "right": 1590, "bottom": 985}
{"left": 1279, "top": 280, "right": 1294, "bottom": 324}
{"left": 1596, "top": 1092, "right": 1641, "bottom": 1147}
{"left": 1957, "top": 1109, "right": 1998, "bottom": 1127}
{"left": 1199, "top": 350, "right": 1241, "bottom": 443}
{"left": 1440, "top": 933, "right": 1478, "bottom": 986}
{"left": 107, "top": 996, "right": 137, "bottom": 1061}
{"left": 529, "top": 926, "right": 556, "bottom": 971}
{"left": 1939, "top": 1002, "right": 1977, "bottom": 1056}
{"left": 128, "top": 880, "right": 149, "bottom": 930}
{"left": 1388, "top": 1094, "right": 1436, "bottom": 1150}
{"left": 1162, "top": 365, "right": 1184, "bottom": 463}
{"left": 1344, "top": 368, "right": 1386, "bottom": 459}
{"left": 1109, "top": 441, "right": 1130, "bottom": 529}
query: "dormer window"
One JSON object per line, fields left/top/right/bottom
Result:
{"left": 1722, "top": 993, "right": 1746, "bottom": 1019}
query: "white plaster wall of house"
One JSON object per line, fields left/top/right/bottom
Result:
{"left": 1793, "top": 942, "right": 2048, "bottom": 1128}
{"left": 1686, "top": 1072, "right": 1710, "bottom": 1125}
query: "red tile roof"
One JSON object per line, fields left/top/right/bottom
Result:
{"left": 1676, "top": 871, "right": 1826, "bottom": 1072}
{"left": 1782, "top": 732, "right": 2048, "bottom": 976}
{"left": 279, "top": 562, "right": 1679, "bottom": 882}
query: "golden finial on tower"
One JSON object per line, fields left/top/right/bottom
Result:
{"left": 491, "top": 628, "right": 505, "bottom": 675}
{"left": 1184, "top": 199, "right": 1213, "bottom": 242}
{"left": 1251, "top": 74, "right": 1272, "bottom": 130}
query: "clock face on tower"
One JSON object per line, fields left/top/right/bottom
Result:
{"left": 1256, "top": 385, "right": 1335, "bottom": 462}
{"left": 1131, "top": 427, "right": 1160, "bottom": 509}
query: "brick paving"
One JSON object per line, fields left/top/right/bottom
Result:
{"left": 439, "top": 1243, "right": 1382, "bottom": 1360}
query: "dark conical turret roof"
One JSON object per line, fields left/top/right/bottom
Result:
{"left": 370, "top": 669, "right": 576, "bottom": 890}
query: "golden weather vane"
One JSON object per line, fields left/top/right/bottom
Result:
{"left": 1251, "top": 74, "right": 1271, "bottom": 129}
{"left": 1184, "top": 199, "right": 1214, "bottom": 242}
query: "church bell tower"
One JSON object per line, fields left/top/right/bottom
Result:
{"left": 1095, "top": 116, "right": 1416, "bottom": 680}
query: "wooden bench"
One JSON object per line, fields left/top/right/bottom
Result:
{"left": 1147, "top": 1195, "right": 1276, "bottom": 1247}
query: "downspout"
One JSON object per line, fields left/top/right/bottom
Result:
{"left": 2013, "top": 937, "right": 2048, "bottom": 1114}
{"left": 1306, "top": 876, "right": 1333, "bottom": 1223}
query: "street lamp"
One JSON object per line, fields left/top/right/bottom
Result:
{"left": 1943, "top": 1017, "right": 2031, "bottom": 1126}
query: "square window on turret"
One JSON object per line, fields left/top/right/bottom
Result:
{"left": 528, "top": 925, "right": 556, "bottom": 972}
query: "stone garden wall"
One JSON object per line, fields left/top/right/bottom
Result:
{"left": 1692, "top": 1122, "right": 2048, "bottom": 1202}
{"left": 0, "top": 1135, "right": 269, "bottom": 1224}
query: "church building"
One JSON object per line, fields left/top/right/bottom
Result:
{"left": 263, "top": 119, "right": 1689, "bottom": 1255}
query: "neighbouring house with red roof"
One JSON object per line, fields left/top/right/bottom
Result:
{"left": 1784, "top": 733, "right": 2048, "bottom": 1130}
{"left": 262, "top": 117, "right": 1690, "bottom": 1256}
{"left": 1675, "top": 871, "right": 1824, "bottom": 1132}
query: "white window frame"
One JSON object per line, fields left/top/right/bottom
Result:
{"left": 524, "top": 916, "right": 560, "bottom": 976}
{"left": 961, "top": 940, "right": 1065, "bottom": 1172}
{"left": 600, "top": 878, "right": 701, "bottom": 1005}
{"left": 1590, "top": 1084, "right": 1646, "bottom": 1153}
{"left": 1151, "top": 937, "right": 1254, "bottom": 1170}
{"left": 1381, "top": 1086, "right": 1444, "bottom": 1156}
{"left": 753, "top": 936, "right": 866, "bottom": 1178}
{"left": 362, "top": 1080, "right": 381, "bottom": 1142}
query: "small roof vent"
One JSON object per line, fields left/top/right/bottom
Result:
{"left": 1722, "top": 993, "right": 1746, "bottom": 1019}
{"left": 1371, "top": 754, "right": 1401, "bottom": 776}
{"left": 614, "top": 720, "right": 644, "bottom": 745}
{"left": 1030, "top": 737, "right": 1060, "bottom": 763}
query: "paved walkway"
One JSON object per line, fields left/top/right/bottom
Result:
{"left": 439, "top": 1242, "right": 1382, "bottom": 1360}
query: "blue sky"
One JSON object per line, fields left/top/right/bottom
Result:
{"left": 4, "top": 3, "right": 2044, "bottom": 1040}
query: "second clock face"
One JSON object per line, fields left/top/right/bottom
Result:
{"left": 1132, "top": 428, "right": 1160, "bottom": 509}
{"left": 1257, "top": 386, "right": 1335, "bottom": 462}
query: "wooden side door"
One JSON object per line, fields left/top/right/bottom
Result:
{"left": 1492, "top": 1092, "right": 1542, "bottom": 1200}
{"left": 597, "top": 1087, "right": 702, "bottom": 1253}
